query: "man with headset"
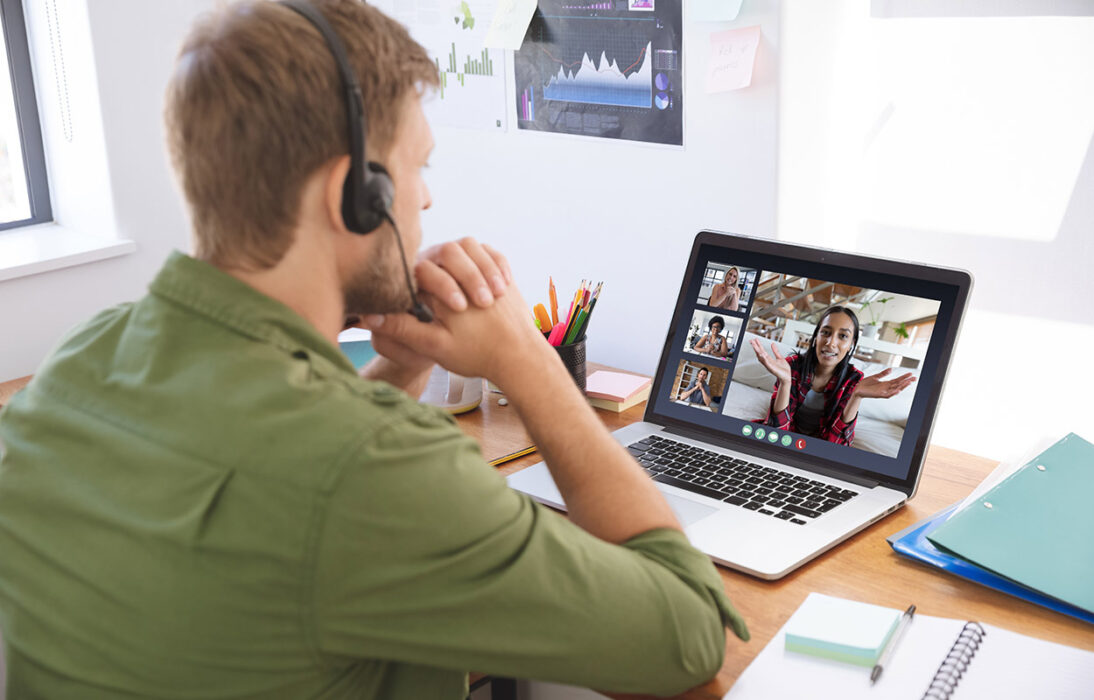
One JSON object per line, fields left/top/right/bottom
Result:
{"left": 0, "top": 1, "right": 747, "bottom": 697}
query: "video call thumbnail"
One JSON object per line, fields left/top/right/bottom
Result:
{"left": 722, "top": 271, "right": 941, "bottom": 457}
{"left": 669, "top": 359, "right": 728, "bottom": 413}
{"left": 697, "top": 263, "right": 757, "bottom": 312}
{"left": 684, "top": 310, "right": 742, "bottom": 361}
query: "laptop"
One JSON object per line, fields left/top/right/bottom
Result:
{"left": 508, "top": 231, "right": 972, "bottom": 579}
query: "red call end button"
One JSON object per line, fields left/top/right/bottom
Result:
{"left": 795, "top": 438, "right": 807, "bottom": 450}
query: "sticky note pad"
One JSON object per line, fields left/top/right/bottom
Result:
{"left": 784, "top": 593, "right": 900, "bottom": 666}
{"left": 585, "top": 371, "right": 652, "bottom": 402}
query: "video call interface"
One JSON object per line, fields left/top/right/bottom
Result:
{"left": 653, "top": 250, "right": 945, "bottom": 481}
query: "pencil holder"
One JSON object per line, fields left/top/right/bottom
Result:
{"left": 555, "top": 336, "right": 587, "bottom": 392}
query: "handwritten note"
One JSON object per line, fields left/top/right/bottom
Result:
{"left": 692, "top": 0, "right": 745, "bottom": 23}
{"left": 706, "top": 25, "right": 761, "bottom": 94}
{"left": 484, "top": 0, "right": 538, "bottom": 50}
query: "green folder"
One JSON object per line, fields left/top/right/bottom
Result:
{"left": 927, "top": 433, "right": 1094, "bottom": 615}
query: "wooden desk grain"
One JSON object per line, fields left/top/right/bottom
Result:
{"left": 457, "top": 365, "right": 1094, "bottom": 699}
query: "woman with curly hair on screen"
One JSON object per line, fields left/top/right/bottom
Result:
{"left": 750, "top": 306, "right": 915, "bottom": 446}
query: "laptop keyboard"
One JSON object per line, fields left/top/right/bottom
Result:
{"left": 626, "top": 435, "right": 859, "bottom": 524}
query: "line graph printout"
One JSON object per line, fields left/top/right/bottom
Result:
{"left": 372, "top": 0, "right": 507, "bottom": 131}
{"left": 514, "top": 0, "right": 683, "bottom": 145}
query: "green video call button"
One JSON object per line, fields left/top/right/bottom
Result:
{"left": 742, "top": 425, "right": 753, "bottom": 437}
{"left": 767, "top": 431, "right": 779, "bottom": 443}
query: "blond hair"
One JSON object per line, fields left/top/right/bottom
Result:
{"left": 164, "top": 0, "right": 439, "bottom": 269}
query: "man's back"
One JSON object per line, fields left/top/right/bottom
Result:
{"left": 0, "top": 253, "right": 415, "bottom": 697}
{"left": 0, "top": 253, "right": 744, "bottom": 699}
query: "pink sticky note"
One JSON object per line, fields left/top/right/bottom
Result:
{"left": 706, "top": 25, "right": 761, "bottom": 94}
{"left": 585, "top": 371, "right": 652, "bottom": 402}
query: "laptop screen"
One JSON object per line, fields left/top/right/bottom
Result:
{"left": 645, "top": 232, "right": 971, "bottom": 492}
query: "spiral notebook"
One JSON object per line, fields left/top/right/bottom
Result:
{"left": 724, "top": 594, "right": 1094, "bottom": 699}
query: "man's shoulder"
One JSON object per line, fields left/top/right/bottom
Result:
{"left": 20, "top": 292, "right": 466, "bottom": 491}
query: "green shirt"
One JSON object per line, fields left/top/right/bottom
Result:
{"left": 0, "top": 252, "right": 747, "bottom": 699}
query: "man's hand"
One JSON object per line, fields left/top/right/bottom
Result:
{"left": 416, "top": 237, "right": 510, "bottom": 311}
{"left": 361, "top": 251, "right": 546, "bottom": 390}
{"left": 356, "top": 238, "right": 513, "bottom": 394}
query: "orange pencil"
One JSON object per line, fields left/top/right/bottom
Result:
{"left": 549, "top": 277, "right": 559, "bottom": 326}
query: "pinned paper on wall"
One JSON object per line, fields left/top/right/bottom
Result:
{"left": 691, "top": 0, "right": 745, "bottom": 23}
{"left": 484, "top": 0, "right": 538, "bottom": 50}
{"left": 371, "top": 0, "right": 508, "bottom": 131}
{"left": 706, "top": 25, "right": 761, "bottom": 93}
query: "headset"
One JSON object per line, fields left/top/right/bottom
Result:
{"left": 280, "top": 0, "right": 433, "bottom": 323}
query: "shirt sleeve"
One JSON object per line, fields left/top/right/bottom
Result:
{"left": 311, "top": 404, "right": 748, "bottom": 696}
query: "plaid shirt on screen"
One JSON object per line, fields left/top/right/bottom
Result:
{"left": 762, "top": 352, "right": 864, "bottom": 446}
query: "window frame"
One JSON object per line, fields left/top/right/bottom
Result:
{"left": 0, "top": 0, "right": 51, "bottom": 232}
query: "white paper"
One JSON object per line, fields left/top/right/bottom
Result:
{"left": 692, "top": 0, "right": 745, "bottom": 23}
{"left": 724, "top": 595, "right": 1094, "bottom": 700}
{"left": 372, "top": 1, "right": 508, "bottom": 131}
{"left": 483, "top": 0, "right": 538, "bottom": 50}
{"left": 951, "top": 434, "right": 1060, "bottom": 516}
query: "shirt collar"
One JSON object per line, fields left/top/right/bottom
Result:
{"left": 149, "top": 251, "right": 357, "bottom": 376}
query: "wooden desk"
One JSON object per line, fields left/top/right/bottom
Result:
{"left": 459, "top": 365, "right": 1094, "bottom": 699}
{"left": 5, "top": 368, "right": 1090, "bottom": 696}
{"left": 0, "top": 375, "right": 31, "bottom": 409}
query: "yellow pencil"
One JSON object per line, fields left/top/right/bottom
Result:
{"left": 489, "top": 445, "right": 537, "bottom": 466}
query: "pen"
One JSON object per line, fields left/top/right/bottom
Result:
{"left": 871, "top": 604, "right": 916, "bottom": 684}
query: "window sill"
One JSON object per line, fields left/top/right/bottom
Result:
{"left": 0, "top": 223, "right": 136, "bottom": 282}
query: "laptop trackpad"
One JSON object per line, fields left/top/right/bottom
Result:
{"left": 663, "top": 493, "right": 719, "bottom": 527}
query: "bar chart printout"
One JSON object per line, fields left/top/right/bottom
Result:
{"left": 371, "top": 0, "right": 507, "bottom": 131}
{"left": 514, "top": 0, "right": 682, "bottom": 145}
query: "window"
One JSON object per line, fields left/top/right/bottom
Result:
{"left": 0, "top": 0, "right": 50, "bottom": 230}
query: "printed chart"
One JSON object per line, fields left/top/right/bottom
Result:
{"left": 372, "top": 0, "right": 507, "bottom": 131}
{"left": 514, "top": 0, "right": 682, "bottom": 145}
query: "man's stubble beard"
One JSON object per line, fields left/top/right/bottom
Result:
{"left": 342, "top": 232, "right": 414, "bottom": 318}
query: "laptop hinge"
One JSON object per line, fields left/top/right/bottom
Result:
{"left": 661, "top": 425, "right": 880, "bottom": 489}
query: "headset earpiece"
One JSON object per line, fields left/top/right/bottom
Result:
{"left": 342, "top": 161, "right": 394, "bottom": 234}
{"left": 281, "top": 0, "right": 432, "bottom": 322}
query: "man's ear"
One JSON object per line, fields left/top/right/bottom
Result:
{"left": 323, "top": 155, "right": 353, "bottom": 234}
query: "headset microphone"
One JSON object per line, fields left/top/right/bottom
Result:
{"left": 280, "top": 0, "right": 432, "bottom": 323}
{"left": 384, "top": 212, "right": 434, "bottom": 323}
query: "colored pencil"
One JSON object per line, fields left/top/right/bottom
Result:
{"left": 549, "top": 277, "right": 559, "bottom": 326}
{"left": 489, "top": 445, "right": 537, "bottom": 466}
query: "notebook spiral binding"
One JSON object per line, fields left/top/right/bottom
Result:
{"left": 921, "top": 622, "right": 987, "bottom": 699}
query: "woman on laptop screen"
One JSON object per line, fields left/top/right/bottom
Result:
{"left": 692, "top": 315, "right": 731, "bottom": 358}
{"left": 709, "top": 267, "right": 741, "bottom": 311}
{"left": 750, "top": 306, "right": 916, "bottom": 446}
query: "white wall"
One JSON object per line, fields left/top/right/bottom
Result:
{"left": 6, "top": 0, "right": 1089, "bottom": 466}
{"left": 421, "top": 1, "right": 782, "bottom": 376}
{"left": 780, "top": 0, "right": 1094, "bottom": 460}
{"left": 1, "top": 0, "right": 780, "bottom": 387}
{"left": 0, "top": 0, "right": 207, "bottom": 379}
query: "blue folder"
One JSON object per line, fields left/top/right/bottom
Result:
{"left": 886, "top": 504, "right": 1094, "bottom": 625}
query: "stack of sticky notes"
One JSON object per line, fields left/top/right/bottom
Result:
{"left": 784, "top": 593, "right": 901, "bottom": 666}
{"left": 585, "top": 370, "right": 652, "bottom": 412}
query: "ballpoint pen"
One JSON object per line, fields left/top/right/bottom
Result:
{"left": 871, "top": 604, "right": 916, "bottom": 684}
